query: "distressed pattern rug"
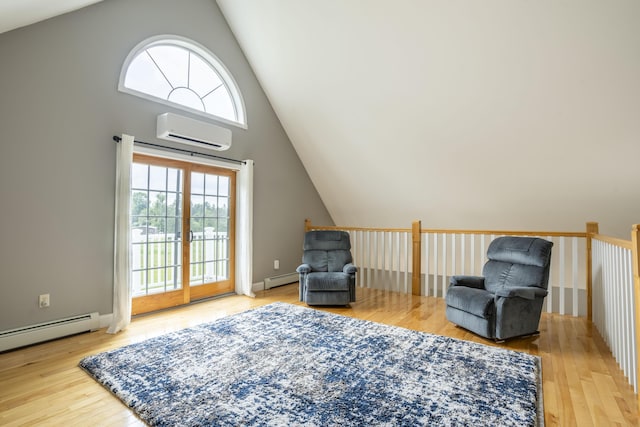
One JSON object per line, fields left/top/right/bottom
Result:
{"left": 80, "top": 302, "right": 543, "bottom": 426}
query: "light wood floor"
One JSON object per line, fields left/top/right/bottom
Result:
{"left": 0, "top": 284, "right": 637, "bottom": 426}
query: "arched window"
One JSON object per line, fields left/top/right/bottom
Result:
{"left": 119, "top": 35, "right": 246, "bottom": 128}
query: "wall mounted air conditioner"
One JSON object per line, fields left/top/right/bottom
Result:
{"left": 157, "top": 112, "right": 232, "bottom": 151}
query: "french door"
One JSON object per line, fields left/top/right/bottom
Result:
{"left": 130, "top": 154, "right": 235, "bottom": 315}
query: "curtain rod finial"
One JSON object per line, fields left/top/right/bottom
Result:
{"left": 113, "top": 135, "right": 122, "bottom": 142}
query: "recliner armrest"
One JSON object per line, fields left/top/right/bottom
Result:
{"left": 296, "top": 264, "right": 311, "bottom": 274}
{"left": 494, "top": 286, "right": 548, "bottom": 300}
{"left": 450, "top": 275, "right": 485, "bottom": 289}
{"left": 343, "top": 263, "right": 357, "bottom": 274}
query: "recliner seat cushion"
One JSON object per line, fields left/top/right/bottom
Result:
{"left": 306, "top": 272, "right": 350, "bottom": 291}
{"left": 445, "top": 286, "right": 495, "bottom": 318}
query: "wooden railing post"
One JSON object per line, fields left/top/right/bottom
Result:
{"left": 412, "top": 220, "right": 422, "bottom": 296}
{"left": 304, "top": 218, "right": 312, "bottom": 232}
{"left": 630, "top": 224, "right": 640, "bottom": 404}
{"left": 586, "top": 221, "right": 599, "bottom": 322}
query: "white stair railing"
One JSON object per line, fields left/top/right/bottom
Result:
{"left": 306, "top": 220, "right": 588, "bottom": 315}
{"left": 591, "top": 235, "right": 637, "bottom": 393}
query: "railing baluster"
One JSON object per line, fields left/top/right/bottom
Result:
{"left": 404, "top": 231, "right": 410, "bottom": 294}
{"left": 606, "top": 243, "right": 613, "bottom": 347}
{"left": 371, "top": 230, "right": 376, "bottom": 288}
{"left": 422, "top": 232, "right": 428, "bottom": 296}
{"left": 572, "top": 237, "right": 579, "bottom": 317}
{"left": 366, "top": 230, "right": 371, "bottom": 289}
{"left": 442, "top": 233, "right": 447, "bottom": 298}
{"left": 452, "top": 233, "right": 457, "bottom": 279}
{"left": 559, "top": 237, "right": 565, "bottom": 315}
{"left": 623, "top": 248, "right": 631, "bottom": 384}
{"left": 388, "top": 231, "right": 393, "bottom": 290}
{"left": 352, "top": 230, "right": 358, "bottom": 287}
{"left": 470, "top": 234, "right": 475, "bottom": 275}
{"left": 461, "top": 234, "right": 466, "bottom": 275}
{"left": 394, "top": 232, "right": 399, "bottom": 291}
{"left": 616, "top": 246, "right": 622, "bottom": 369}
{"left": 629, "top": 247, "right": 637, "bottom": 392}
{"left": 387, "top": 231, "right": 392, "bottom": 290}
{"left": 433, "top": 233, "right": 440, "bottom": 297}
{"left": 602, "top": 242, "right": 608, "bottom": 346}
{"left": 389, "top": 231, "right": 395, "bottom": 291}
{"left": 380, "top": 230, "right": 385, "bottom": 288}
{"left": 383, "top": 231, "right": 395, "bottom": 291}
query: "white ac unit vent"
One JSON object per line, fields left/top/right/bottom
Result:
{"left": 157, "top": 112, "right": 232, "bottom": 151}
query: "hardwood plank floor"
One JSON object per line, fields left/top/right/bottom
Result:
{"left": 0, "top": 284, "right": 637, "bottom": 426}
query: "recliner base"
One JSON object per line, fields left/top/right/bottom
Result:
{"left": 303, "top": 290, "right": 351, "bottom": 306}
{"left": 494, "top": 330, "right": 540, "bottom": 343}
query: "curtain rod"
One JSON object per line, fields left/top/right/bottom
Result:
{"left": 112, "top": 136, "right": 246, "bottom": 165}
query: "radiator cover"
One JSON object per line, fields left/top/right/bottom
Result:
{"left": 264, "top": 272, "right": 298, "bottom": 290}
{"left": 0, "top": 312, "right": 100, "bottom": 352}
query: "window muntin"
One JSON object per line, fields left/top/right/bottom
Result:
{"left": 119, "top": 36, "right": 246, "bottom": 128}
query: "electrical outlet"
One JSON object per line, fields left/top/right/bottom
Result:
{"left": 274, "top": 259, "right": 280, "bottom": 270}
{"left": 39, "top": 294, "right": 50, "bottom": 308}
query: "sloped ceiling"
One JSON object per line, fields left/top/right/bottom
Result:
{"left": 0, "top": 0, "right": 104, "bottom": 34}
{"left": 217, "top": 0, "right": 640, "bottom": 237}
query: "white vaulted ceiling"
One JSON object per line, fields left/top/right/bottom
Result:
{"left": 216, "top": 0, "right": 640, "bottom": 236}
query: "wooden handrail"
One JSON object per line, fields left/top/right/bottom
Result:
{"left": 420, "top": 228, "right": 586, "bottom": 238}
{"left": 306, "top": 224, "right": 412, "bottom": 233}
{"left": 590, "top": 233, "right": 633, "bottom": 250}
{"left": 307, "top": 219, "right": 586, "bottom": 238}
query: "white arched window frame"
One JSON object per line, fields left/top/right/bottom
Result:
{"left": 119, "top": 35, "right": 247, "bottom": 129}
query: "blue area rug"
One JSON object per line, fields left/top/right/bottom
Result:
{"left": 79, "top": 302, "right": 543, "bottom": 426}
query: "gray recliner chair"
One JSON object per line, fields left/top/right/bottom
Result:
{"left": 445, "top": 236, "right": 553, "bottom": 341}
{"left": 297, "top": 230, "right": 357, "bottom": 306}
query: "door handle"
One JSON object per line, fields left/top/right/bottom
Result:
{"left": 189, "top": 230, "right": 194, "bottom": 243}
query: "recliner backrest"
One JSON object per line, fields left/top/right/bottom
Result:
{"left": 482, "top": 237, "right": 553, "bottom": 293}
{"left": 302, "top": 231, "right": 353, "bottom": 272}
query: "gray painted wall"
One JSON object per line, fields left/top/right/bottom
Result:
{"left": 0, "top": 0, "right": 332, "bottom": 331}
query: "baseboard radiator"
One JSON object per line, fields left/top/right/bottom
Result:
{"left": 0, "top": 312, "right": 100, "bottom": 352}
{"left": 264, "top": 272, "right": 298, "bottom": 290}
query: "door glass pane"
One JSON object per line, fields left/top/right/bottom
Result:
{"left": 131, "top": 163, "right": 183, "bottom": 296}
{"left": 190, "top": 170, "right": 231, "bottom": 287}
{"left": 191, "top": 172, "right": 205, "bottom": 195}
{"left": 219, "top": 176, "right": 229, "bottom": 197}
{"left": 148, "top": 165, "right": 168, "bottom": 191}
